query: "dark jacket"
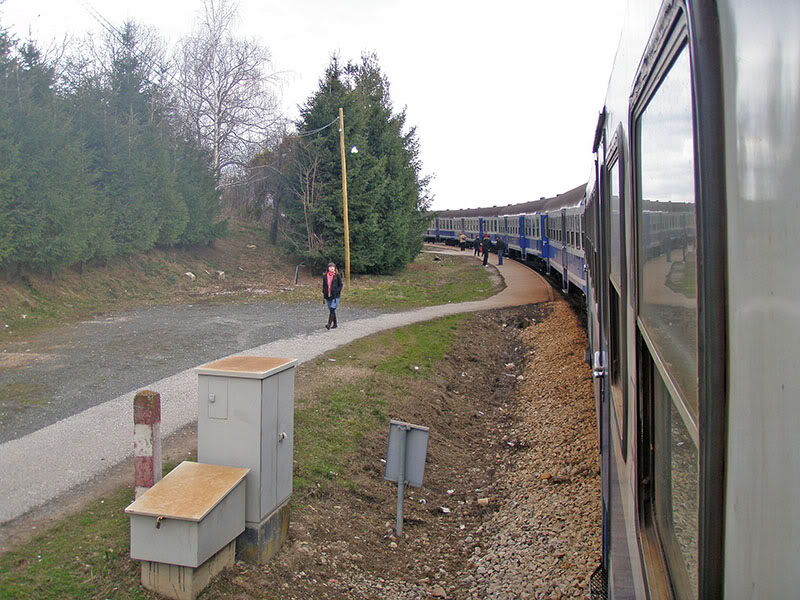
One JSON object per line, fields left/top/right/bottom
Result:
{"left": 322, "top": 272, "right": 343, "bottom": 300}
{"left": 481, "top": 237, "right": 492, "bottom": 253}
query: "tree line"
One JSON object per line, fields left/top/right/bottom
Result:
{"left": 0, "top": 0, "right": 431, "bottom": 279}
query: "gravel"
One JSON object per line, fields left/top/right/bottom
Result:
{"left": 464, "top": 302, "right": 600, "bottom": 599}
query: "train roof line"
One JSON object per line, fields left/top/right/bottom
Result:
{"left": 428, "top": 182, "right": 586, "bottom": 217}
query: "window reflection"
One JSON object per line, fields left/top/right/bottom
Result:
{"left": 609, "top": 162, "right": 622, "bottom": 287}
{"left": 654, "top": 371, "right": 699, "bottom": 599}
{"left": 637, "top": 48, "right": 698, "bottom": 417}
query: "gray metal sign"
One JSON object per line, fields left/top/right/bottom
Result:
{"left": 384, "top": 420, "right": 429, "bottom": 537}
{"left": 384, "top": 420, "right": 429, "bottom": 487}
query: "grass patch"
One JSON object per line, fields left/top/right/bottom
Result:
{"left": 293, "top": 314, "right": 465, "bottom": 495}
{"left": 280, "top": 252, "right": 496, "bottom": 310}
{"left": 0, "top": 383, "right": 50, "bottom": 408}
{"left": 0, "top": 461, "right": 190, "bottom": 600}
{"left": 376, "top": 315, "right": 466, "bottom": 377}
{"left": 293, "top": 380, "right": 388, "bottom": 494}
{"left": 0, "top": 486, "right": 143, "bottom": 600}
{"left": 0, "top": 315, "right": 473, "bottom": 596}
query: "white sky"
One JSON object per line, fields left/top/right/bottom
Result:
{"left": 1, "top": 0, "right": 627, "bottom": 211}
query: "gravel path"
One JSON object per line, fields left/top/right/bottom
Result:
{"left": 0, "top": 254, "right": 551, "bottom": 527}
{"left": 0, "top": 302, "right": 386, "bottom": 443}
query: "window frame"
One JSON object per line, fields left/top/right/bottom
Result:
{"left": 604, "top": 127, "right": 629, "bottom": 455}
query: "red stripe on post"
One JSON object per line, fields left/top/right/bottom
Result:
{"left": 135, "top": 456, "right": 155, "bottom": 487}
{"left": 134, "top": 390, "right": 162, "bottom": 498}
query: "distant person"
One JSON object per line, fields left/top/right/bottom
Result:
{"left": 496, "top": 237, "right": 505, "bottom": 265}
{"left": 322, "top": 262, "right": 343, "bottom": 330}
{"left": 459, "top": 232, "right": 467, "bottom": 251}
{"left": 481, "top": 234, "right": 491, "bottom": 266}
{"left": 473, "top": 236, "right": 481, "bottom": 256}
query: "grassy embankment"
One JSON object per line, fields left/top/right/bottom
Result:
{"left": 0, "top": 243, "right": 497, "bottom": 599}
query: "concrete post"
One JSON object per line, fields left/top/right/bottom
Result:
{"left": 134, "top": 390, "right": 162, "bottom": 499}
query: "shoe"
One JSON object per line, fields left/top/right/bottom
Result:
{"left": 325, "top": 323, "right": 331, "bottom": 330}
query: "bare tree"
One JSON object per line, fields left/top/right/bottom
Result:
{"left": 176, "top": 0, "right": 281, "bottom": 182}
{"left": 297, "top": 154, "right": 321, "bottom": 252}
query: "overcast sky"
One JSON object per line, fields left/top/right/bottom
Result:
{"left": 1, "top": 0, "right": 627, "bottom": 211}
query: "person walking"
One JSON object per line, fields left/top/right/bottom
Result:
{"left": 496, "top": 237, "right": 505, "bottom": 265}
{"left": 481, "top": 234, "right": 491, "bottom": 266}
{"left": 459, "top": 231, "right": 467, "bottom": 251}
{"left": 322, "top": 262, "right": 343, "bottom": 330}
{"left": 473, "top": 236, "right": 481, "bottom": 256}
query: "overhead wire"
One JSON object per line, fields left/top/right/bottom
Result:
{"left": 218, "top": 116, "right": 341, "bottom": 188}
{"left": 293, "top": 117, "right": 340, "bottom": 138}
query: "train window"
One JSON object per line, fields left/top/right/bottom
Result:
{"left": 606, "top": 152, "right": 626, "bottom": 442}
{"left": 653, "top": 364, "right": 699, "bottom": 598}
{"left": 637, "top": 45, "right": 698, "bottom": 417}
{"left": 636, "top": 38, "right": 698, "bottom": 600}
{"left": 610, "top": 162, "right": 622, "bottom": 286}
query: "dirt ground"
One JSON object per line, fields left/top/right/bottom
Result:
{"left": 208, "top": 300, "right": 598, "bottom": 599}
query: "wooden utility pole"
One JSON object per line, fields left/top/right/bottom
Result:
{"left": 338, "top": 107, "right": 351, "bottom": 286}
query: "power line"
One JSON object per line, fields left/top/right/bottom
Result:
{"left": 293, "top": 117, "right": 339, "bottom": 138}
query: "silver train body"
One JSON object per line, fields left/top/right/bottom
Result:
{"left": 425, "top": 1, "right": 799, "bottom": 597}
{"left": 586, "top": 0, "right": 799, "bottom": 597}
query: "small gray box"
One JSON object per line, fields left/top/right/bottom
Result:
{"left": 384, "top": 420, "right": 429, "bottom": 488}
{"left": 126, "top": 461, "right": 249, "bottom": 568}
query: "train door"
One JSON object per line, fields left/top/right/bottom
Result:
{"left": 592, "top": 121, "right": 613, "bottom": 574}
{"left": 604, "top": 123, "right": 636, "bottom": 597}
{"left": 542, "top": 215, "right": 550, "bottom": 274}
{"left": 561, "top": 208, "right": 569, "bottom": 293}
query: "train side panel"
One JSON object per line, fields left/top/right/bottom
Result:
{"left": 721, "top": 2, "right": 800, "bottom": 597}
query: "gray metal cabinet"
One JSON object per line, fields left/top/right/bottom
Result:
{"left": 196, "top": 357, "right": 296, "bottom": 525}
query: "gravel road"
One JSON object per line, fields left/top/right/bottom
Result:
{"left": 0, "top": 302, "right": 386, "bottom": 443}
{"left": 0, "top": 255, "right": 551, "bottom": 527}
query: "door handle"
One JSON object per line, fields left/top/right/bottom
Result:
{"left": 592, "top": 351, "right": 606, "bottom": 379}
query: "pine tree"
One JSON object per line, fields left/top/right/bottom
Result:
{"left": 287, "top": 54, "right": 430, "bottom": 274}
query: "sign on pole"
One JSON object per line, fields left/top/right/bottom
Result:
{"left": 384, "top": 420, "right": 429, "bottom": 536}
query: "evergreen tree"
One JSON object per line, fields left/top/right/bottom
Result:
{"left": 286, "top": 54, "right": 430, "bottom": 274}
{"left": 0, "top": 31, "right": 101, "bottom": 275}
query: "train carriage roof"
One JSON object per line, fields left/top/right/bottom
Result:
{"left": 426, "top": 183, "right": 586, "bottom": 218}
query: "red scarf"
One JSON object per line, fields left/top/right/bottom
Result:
{"left": 326, "top": 271, "right": 335, "bottom": 291}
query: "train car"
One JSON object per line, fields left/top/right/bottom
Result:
{"left": 585, "top": 0, "right": 800, "bottom": 598}
{"left": 537, "top": 186, "right": 586, "bottom": 293}
{"left": 424, "top": 186, "right": 588, "bottom": 297}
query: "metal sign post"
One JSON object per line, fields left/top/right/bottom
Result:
{"left": 384, "top": 420, "right": 429, "bottom": 537}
